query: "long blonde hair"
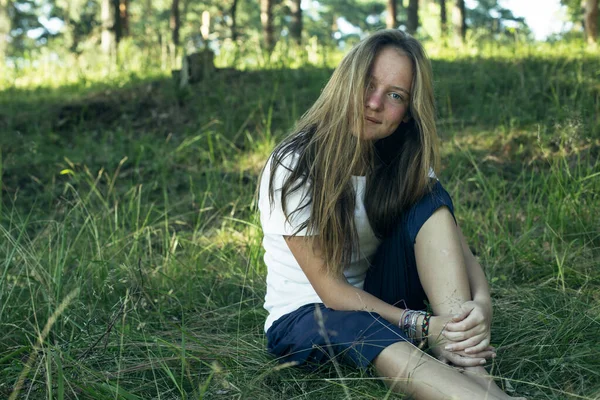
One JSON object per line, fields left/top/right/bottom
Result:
{"left": 263, "top": 29, "right": 439, "bottom": 276}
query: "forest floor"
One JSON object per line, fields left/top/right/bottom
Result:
{"left": 0, "top": 42, "right": 599, "bottom": 399}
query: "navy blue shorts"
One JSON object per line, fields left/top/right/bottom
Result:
{"left": 265, "top": 181, "right": 456, "bottom": 371}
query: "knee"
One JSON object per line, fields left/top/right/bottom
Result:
{"left": 373, "top": 341, "right": 425, "bottom": 380}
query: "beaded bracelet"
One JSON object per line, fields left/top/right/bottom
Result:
{"left": 420, "top": 312, "right": 432, "bottom": 347}
{"left": 399, "top": 309, "right": 429, "bottom": 342}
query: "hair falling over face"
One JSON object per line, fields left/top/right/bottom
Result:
{"left": 261, "top": 29, "right": 440, "bottom": 277}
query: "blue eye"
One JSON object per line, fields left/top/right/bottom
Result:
{"left": 390, "top": 93, "right": 404, "bottom": 102}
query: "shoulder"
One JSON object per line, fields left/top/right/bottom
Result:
{"left": 260, "top": 150, "right": 302, "bottom": 190}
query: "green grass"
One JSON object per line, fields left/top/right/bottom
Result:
{"left": 0, "top": 40, "right": 599, "bottom": 399}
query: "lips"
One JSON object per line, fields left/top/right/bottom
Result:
{"left": 365, "top": 116, "right": 381, "bottom": 124}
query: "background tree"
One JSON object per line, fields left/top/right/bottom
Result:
{"left": 440, "top": 0, "right": 447, "bottom": 37}
{"left": 453, "top": 0, "right": 466, "bottom": 43}
{"left": 0, "top": 0, "right": 11, "bottom": 61}
{"left": 51, "top": 0, "right": 99, "bottom": 53}
{"left": 229, "top": 0, "right": 239, "bottom": 41}
{"left": 386, "top": 0, "right": 397, "bottom": 29}
{"left": 101, "top": 0, "right": 115, "bottom": 54}
{"left": 0, "top": 0, "right": 541, "bottom": 68}
{"left": 315, "top": 0, "right": 385, "bottom": 42}
{"left": 407, "top": 0, "right": 419, "bottom": 34}
{"left": 289, "top": 0, "right": 302, "bottom": 44}
{"left": 260, "top": 0, "right": 274, "bottom": 51}
{"left": 170, "top": 0, "right": 180, "bottom": 48}
{"left": 465, "top": 0, "right": 528, "bottom": 40}
{"left": 561, "top": 0, "right": 600, "bottom": 43}
{"left": 117, "top": 0, "right": 129, "bottom": 40}
{"left": 584, "top": 0, "right": 598, "bottom": 44}
{"left": 5, "top": 0, "right": 44, "bottom": 57}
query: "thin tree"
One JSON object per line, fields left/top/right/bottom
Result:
{"left": 0, "top": 0, "right": 10, "bottom": 61}
{"left": 260, "top": 0, "right": 274, "bottom": 51}
{"left": 584, "top": 0, "right": 598, "bottom": 44}
{"left": 440, "top": 0, "right": 447, "bottom": 37}
{"left": 119, "top": 0, "right": 129, "bottom": 38}
{"left": 113, "top": 0, "right": 127, "bottom": 43}
{"left": 170, "top": 0, "right": 180, "bottom": 47}
{"left": 407, "top": 0, "right": 419, "bottom": 35}
{"left": 101, "top": 0, "right": 116, "bottom": 54}
{"left": 230, "top": 0, "right": 239, "bottom": 41}
{"left": 453, "top": 0, "right": 466, "bottom": 43}
{"left": 289, "top": 0, "right": 302, "bottom": 44}
{"left": 386, "top": 0, "right": 397, "bottom": 29}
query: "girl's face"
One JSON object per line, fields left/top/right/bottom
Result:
{"left": 362, "top": 47, "right": 413, "bottom": 141}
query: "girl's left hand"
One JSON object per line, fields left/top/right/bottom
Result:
{"left": 441, "top": 299, "right": 493, "bottom": 355}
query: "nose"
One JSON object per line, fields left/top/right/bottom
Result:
{"left": 366, "top": 88, "right": 383, "bottom": 111}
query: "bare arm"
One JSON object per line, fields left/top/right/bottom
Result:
{"left": 283, "top": 235, "right": 404, "bottom": 326}
{"left": 284, "top": 230, "right": 493, "bottom": 367}
{"left": 413, "top": 207, "right": 495, "bottom": 362}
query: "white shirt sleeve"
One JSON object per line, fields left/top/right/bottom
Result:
{"left": 428, "top": 167, "right": 437, "bottom": 179}
{"left": 258, "top": 153, "right": 314, "bottom": 236}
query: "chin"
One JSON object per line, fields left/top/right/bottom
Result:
{"left": 362, "top": 130, "right": 381, "bottom": 141}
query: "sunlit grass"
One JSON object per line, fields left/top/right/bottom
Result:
{"left": 0, "top": 38, "right": 599, "bottom": 398}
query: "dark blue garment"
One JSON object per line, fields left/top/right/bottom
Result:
{"left": 265, "top": 181, "right": 456, "bottom": 371}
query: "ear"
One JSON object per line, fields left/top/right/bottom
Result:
{"left": 402, "top": 111, "right": 412, "bottom": 123}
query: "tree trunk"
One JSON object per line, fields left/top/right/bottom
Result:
{"left": 112, "top": 0, "right": 123, "bottom": 44}
{"left": 289, "top": 0, "right": 302, "bottom": 44}
{"left": 453, "top": 0, "right": 466, "bottom": 43}
{"left": 201, "top": 11, "right": 210, "bottom": 39}
{"left": 0, "top": 0, "right": 12, "bottom": 61}
{"left": 170, "top": 0, "right": 180, "bottom": 47}
{"left": 145, "top": 0, "right": 154, "bottom": 41}
{"left": 260, "top": 0, "right": 274, "bottom": 51}
{"left": 440, "top": 0, "right": 447, "bottom": 37}
{"left": 119, "top": 0, "right": 129, "bottom": 38}
{"left": 230, "top": 0, "right": 239, "bottom": 41}
{"left": 386, "top": 0, "right": 397, "bottom": 29}
{"left": 584, "top": 0, "right": 598, "bottom": 44}
{"left": 101, "top": 0, "right": 116, "bottom": 54}
{"left": 407, "top": 0, "right": 419, "bottom": 35}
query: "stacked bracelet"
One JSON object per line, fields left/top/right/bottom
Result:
{"left": 399, "top": 309, "right": 433, "bottom": 346}
{"left": 420, "top": 312, "right": 432, "bottom": 347}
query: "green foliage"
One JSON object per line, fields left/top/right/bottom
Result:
{"left": 466, "top": 0, "right": 531, "bottom": 39}
{"left": 6, "top": 0, "right": 45, "bottom": 55}
{"left": 0, "top": 41, "right": 599, "bottom": 399}
{"left": 2, "top": 0, "right": 546, "bottom": 63}
{"left": 50, "top": 0, "right": 100, "bottom": 52}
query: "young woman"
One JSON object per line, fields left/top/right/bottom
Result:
{"left": 258, "top": 30, "right": 525, "bottom": 399}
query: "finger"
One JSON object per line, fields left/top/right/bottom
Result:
{"left": 461, "top": 349, "right": 496, "bottom": 360}
{"left": 440, "top": 345, "right": 495, "bottom": 361}
{"left": 444, "top": 334, "right": 486, "bottom": 352}
{"left": 451, "top": 307, "right": 472, "bottom": 323}
{"left": 444, "top": 314, "right": 484, "bottom": 332}
{"left": 464, "top": 338, "right": 491, "bottom": 354}
{"left": 443, "top": 352, "right": 487, "bottom": 367}
{"left": 442, "top": 326, "right": 483, "bottom": 341}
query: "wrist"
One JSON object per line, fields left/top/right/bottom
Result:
{"left": 473, "top": 296, "right": 493, "bottom": 317}
{"left": 398, "top": 309, "right": 431, "bottom": 342}
{"left": 415, "top": 314, "right": 425, "bottom": 339}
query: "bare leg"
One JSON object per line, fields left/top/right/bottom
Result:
{"left": 414, "top": 208, "right": 472, "bottom": 317}
{"left": 462, "top": 366, "right": 527, "bottom": 400}
{"left": 373, "top": 341, "right": 504, "bottom": 400}
{"left": 413, "top": 208, "right": 517, "bottom": 398}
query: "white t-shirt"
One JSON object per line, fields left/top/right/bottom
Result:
{"left": 258, "top": 152, "right": 381, "bottom": 333}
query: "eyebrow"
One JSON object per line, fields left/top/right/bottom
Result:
{"left": 390, "top": 85, "right": 410, "bottom": 96}
{"left": 370, "top": 76, "right": 410, "bottom": 96}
